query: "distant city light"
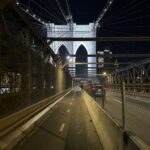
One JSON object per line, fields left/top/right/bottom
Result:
{"left": 69, "top": 58, "right": 73, "bottom": 62}
{"left": 51, "top": 85, "right": 54, "bottom": 89}
{"left": 103, "top": 72, "right": 107, "bottom": 76}
{"left": 66, "top": 55, "right": 72, "bottom": 62}
{"left": 66, "top": 56, "right": 70, "bottom": 60}
{"left": 98, "top": 25, "right": 101, "bottom": 28}
{"left": 97, "top": 51, "right": 104, "bottom": 55}
{"left": 104, "top": 49, "right": 110, "bottom": 52}
{"left": 143, "top": 70, "right": 145, "bottom": 75}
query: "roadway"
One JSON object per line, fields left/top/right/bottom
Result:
{"left": 14, "top": 88, "right": 103, "bottom": 150}
{"left": 95, "top": 91, "right": 150, "bottom": 145}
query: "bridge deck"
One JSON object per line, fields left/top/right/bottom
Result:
{"left": 14, "top": 89, "right": 103, "bottom": 150}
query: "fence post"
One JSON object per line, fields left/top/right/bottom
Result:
{"left": 121, "top": 81, "right": 125, "bottom": 128}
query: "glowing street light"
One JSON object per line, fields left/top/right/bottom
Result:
{"left": 51, "top": 85, "right": 54, "bottom": 89}
{"left": 66, "top": 56, "right": 70, "bottom": 60}
{"left": 103, "top": 72, "right": 107, "bottom": 76}
{"left": 69, "top": 58, "right": 73, "bottom": 62}
{"left": 16, "top": 1, "right": 20, "bottom": 5}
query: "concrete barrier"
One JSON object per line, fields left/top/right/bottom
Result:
{"left": 82, "top": 90, "right": 150, "bottom": 150}
{"left": 0, "top": 89, "right": 72, "bottom": 150}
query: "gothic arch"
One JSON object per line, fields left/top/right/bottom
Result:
{"left": 74, "top": 43, "right": 88, "bottom": 55}
{"left": 58, "top": 45, "right": 70, "bottom": 64}
{"left": 76, "top": 45, "right": 88, "bottom": 77}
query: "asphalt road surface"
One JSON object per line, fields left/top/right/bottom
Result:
{"left": 95, "top": 91, "right": 150, "bottom": 145}
{"left": 14, "top": 88, "right": 103, "bottom": 150}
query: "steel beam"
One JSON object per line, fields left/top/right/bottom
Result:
{"left": 66, "top": 62, "right": 135, "bottom": 65}
{"left": 12, "top": 5, "right": 56, "bottom": 59}
{"left": 47, "top": 37, "right": 150, "bottom": 42}
{"left": 115, "top": 58, "right": 150, "bottom": 72}
{"left": 62, "top": 61, "right": 135, "bottom": 69}
{"left": 69, "top": 67, "right": 97, "bottom": 68}
{"left": 68, "top": 54, "right": 150, "bottom": 58}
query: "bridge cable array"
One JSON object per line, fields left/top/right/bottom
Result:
{"left": 94, "top": 0, "right": 114, "bottom": 28}
{"left": 55, "top": 0, "right": 68, "bottom": 24}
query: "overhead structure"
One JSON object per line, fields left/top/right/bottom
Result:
{"left": 108, "top": 58, "right": 150, "bottom": 92}
{"left": 55, "top": 0, "right": 68, "bottom": 23}
{"left": 47, "top": 23, "right": 97, "bottom": 77}
{"left": 65, "top": 0, "right": 73, "bottom": 23}
{"left": 55, "top": 0, "right": 73, "bottom": 24}
{"left": 94, "top": 0, "right": 114, "bottom": 28}
{"left": 47, "top": 36, "right": 150, "bottom": 42}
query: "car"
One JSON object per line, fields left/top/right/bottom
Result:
{"left": 94, "top": 85, "right": 105, "bottom": 97}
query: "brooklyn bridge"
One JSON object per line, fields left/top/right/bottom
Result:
{"left": 0, "top": 0, "right": 150, "bottom": 150}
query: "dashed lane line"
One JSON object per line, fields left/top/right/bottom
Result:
{"left": 59, "top": 123, "right": 66, "bottom": 132}
{"left": 112, "top": 99, "right": 122, "bottom": 104}
{"left": 67, "top": 109, "right": 70, "bottom": 113}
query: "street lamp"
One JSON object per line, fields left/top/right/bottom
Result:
{"left": 103, "top": 72, "right": 107, "bottom": 76}
{"left": 66, "top": 55, "right": 72, "bottom": 62}
{"left": 16, "top": 1, "right": 20, "bottom": 5}
{"left": 66, "top": 56, "right": 70, "bottom": 59}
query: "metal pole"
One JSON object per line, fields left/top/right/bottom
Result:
{"left": 102, "top": 94, "right": 105, "bottom": 108}
{"left": 121, "top": 81, "right": 125, "bottom": 128}
{"left": 72, "top": 78, "right": 74, "bottom": 88}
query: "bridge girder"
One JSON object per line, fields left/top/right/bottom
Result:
{"left": 107, "top": 58, "right": 150, "bottom": 92}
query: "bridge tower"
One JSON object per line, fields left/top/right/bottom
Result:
{"left": 47, "top": 23, "right": 97, "bottom": 77}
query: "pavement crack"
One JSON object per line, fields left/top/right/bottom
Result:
{"left": 35, "top": 123, "right": 65, "bottom": 141}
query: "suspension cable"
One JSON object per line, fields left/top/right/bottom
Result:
{"left": 30, "top": 0, "right": 66, "bottom": 24}
{"left": 95, "top": 0, "right": 114, "bottom": 28}
{"left": 55, "top": 0, "right": 68, "bottom": 23}
{"left": 65, "top": 0, "right": 73, "bottom": 22}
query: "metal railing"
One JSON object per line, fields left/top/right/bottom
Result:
{"left": 83, "top": 83, "right": 150, "bottom": 146}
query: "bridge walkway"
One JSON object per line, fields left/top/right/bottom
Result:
{"left": 14, "top": 89, "right": 103, "bottom": 150}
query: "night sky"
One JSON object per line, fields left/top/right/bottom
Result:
{"left": 20, "top": 0, "right": 150, "bottom": 35}
{"left": 20, "top": 0, "right": 150, "bottom": 60}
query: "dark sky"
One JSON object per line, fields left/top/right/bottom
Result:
{"left": 20, "top": 0, "right": 106, "bottom": 24}
{"left": 70, "top": 0, "right": 107, "bottom": 23}
{"left": 20, "top": 0, "right": 150, "bottom": 55}
{"left": 20, "top": 0, "right": 150, "bottom": 35}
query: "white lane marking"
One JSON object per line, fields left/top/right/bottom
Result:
{"left": 112, "top": 99, "right": 122, "bottom": 104}
{"left": 67, "top": 109, "right": 70, "bottom": 113}
{"left": 49, "top": 90, "right": 72, "bottom": 108}
{"left": 59, "top": 123, "right": 66, "bottom": 132}
{"left": 126, "top": 95, "right": 150, "bottom": 103}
